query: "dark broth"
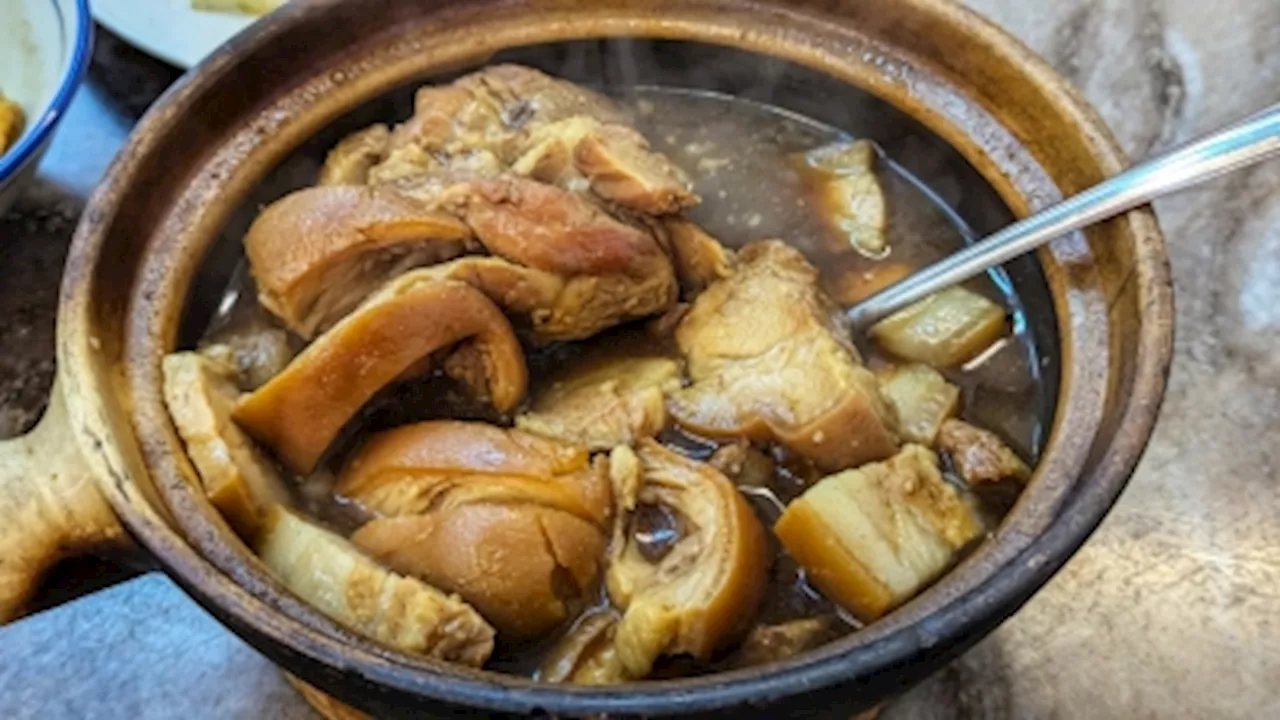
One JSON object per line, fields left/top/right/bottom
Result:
{"left": 198, "top": 84, "right": 1048, "bottom": 676}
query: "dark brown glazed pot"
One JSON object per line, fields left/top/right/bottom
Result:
{"left": 0, "top": 0, "right": 1173, "bottom": 717}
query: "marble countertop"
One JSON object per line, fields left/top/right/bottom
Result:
{"left": 2, "top": 3, "right": 1277, "bottom": 718}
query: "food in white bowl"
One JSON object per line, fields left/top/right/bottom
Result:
{"left": 0, "top": 0, "right": 92, "bottom": 216}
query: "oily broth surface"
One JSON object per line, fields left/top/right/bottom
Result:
{"left": 199, "top": 85, "right": 1047, "bottom": 675}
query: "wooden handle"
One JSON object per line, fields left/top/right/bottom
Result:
{"left": 0, "top": 377, "right": 125, "bottom": 623}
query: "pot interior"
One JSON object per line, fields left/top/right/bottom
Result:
{"left": 85, "top": 0, "right": 1165, "bottom": 714}
{"left": 175, "top": 34, "right": 1062, "bottom": 686}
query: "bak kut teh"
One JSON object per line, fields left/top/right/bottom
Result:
{"left": 163, "top": 64, "right": 1042, "bottom": 682}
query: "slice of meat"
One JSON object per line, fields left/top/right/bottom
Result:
{"left": 244, "top": 185, "right": 475, "bottom": 338}
{"left": 510, "top": 116, "right": 697, "bottom": 215}
{"left": 383, "top": 64, "right": 627, "bottom": 165}
{"left": 658, "top": 219, "right": 735, "bottom": 296}
{"left": 516, "top": 356, "right": 682, "bottom": 450}
{"left": 668, "top": 240, "right": 900, "bottom": 471}
{"left": 870, "top": 286, "right": 1007, "bottom": 368}
{"left": 452, "top": 175, "right": 668, "bottom": 277}
{"left": 387, "top": 82, "right": 508, "bottom": 157}
{"left": 574, "top": 123, "right": 699, "bottom": 214}
{"left": 794, "top": 140, "right": 888, "bottom": 258}
{"left": 509, "top": 116, "right": 601, "bottom": 188}
{"left": 774, "top": 444, "right": 984, "bottom": 623}
{"left": 877, "top": 363, "right": 961, "bottom": 445}
{"left": 408, "top": 254, "right": 676, "bottom": 342}
{"left": 538, "top": 610, "right": 631, "bottom": 684}
{"left": 256, "top": 505, "right": 495, "bottom": 664}
{"left": 318, "top": 124, "right": 390, "bottom": 185}
{"left": 468, "top": 64, "right": 628, "bottom": 129}
{"left": 339, "top": 421, "right": 612, "bottom": 640}
{"left": 937, "top": 419, "right": 1031, "bottom": 486}
{"left": 605, "top": 441, "right": 768, "bottom": 678}
{"left": 233, "top": 279, "right": 527, "bottom": 474}
{"left": 162, "top": 351, "right": 291, "bottom": 541}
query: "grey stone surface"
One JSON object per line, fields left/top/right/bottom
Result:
{"left": 0, "top": 575, "right": 316, "bottom": 720}
{"left": 1, "top": 3, "right": 1278, "bottom": 717}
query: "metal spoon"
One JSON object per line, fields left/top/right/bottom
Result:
{"left": 846, "top": 102, "right": 1280, "bottom": 329}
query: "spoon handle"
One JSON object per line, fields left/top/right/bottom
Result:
{"left": 847, "top": 102, "right": 1280, "bottom": 329}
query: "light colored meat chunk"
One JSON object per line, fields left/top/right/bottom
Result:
{"left": 509, "top": 116, "right": 602, "bottom": 188}
{"left": 162, "top": 350, "right": 290, "bottom": 541}
{"left": 937, "top": 418, "right": 1031, "bottom": 485}
{"left": 774, "top": 444, "right": 984, "bottom": 623}
{"left": 511, "top": 116, "right": 698, "bottom": 213}
{"left": 668, "top": 240, "right": 900, "bottom": 471}
{"left": 317, "top": 123, "right": 390, "bottom": 185}
{"left": 573, "top": 123, "right": 699, "bottom": 214}
{"left": 234, "top": 279, "right": 527, "bottom": 474}
{"left": 870, "top": 286, "right": 1007, "bottom": 368}
{"left": 338, "top": 421, "right": 612, "bottom": 640}
{"left": 795, "top": 140, "right": 888, "bottom": 258}
{"left": 449, "top": 175, "right": 668, "bottom": 277}
{"left": 516, "top": 356, "right": 682, "bottom": 450}
{"left": 605, "top": 441, "right": 768, "bottom": 678}
{"left": 256, "top": 505, "right": 495, "bottom": 664}
{"left": 243, "top": 185, "right": 475, "bottom": 338}
{"left": 877, "top": 363, "right": 961, "bottom": 445}
{"left": 381, "top": 64, "right": 628, "bottom": 165}
{"left": 658, "top": 218, "right": 735, "bottom": 296}
{"left": 471, "top": 64, "right": 629, "bottom": 128}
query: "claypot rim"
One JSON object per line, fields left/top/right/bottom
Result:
{"left": 59, "top": 0, "right": 1173, "bottom": 715}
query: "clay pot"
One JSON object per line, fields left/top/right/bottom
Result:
{"left": 0, "top": 1, "right": 1172, "bottom": 717}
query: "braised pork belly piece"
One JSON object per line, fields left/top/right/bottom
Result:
{"left": 162, "top": 350, "right": 290, "bottom": 541}
{"left": 775, "top": 444, "right": 984, "bottom": 623}
{"left": 257, "top": 505, "right": 495, "bottom": 664}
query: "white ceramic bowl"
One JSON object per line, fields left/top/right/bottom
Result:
{"left": 0, "top": 0, "right": 92, "bottom": 216}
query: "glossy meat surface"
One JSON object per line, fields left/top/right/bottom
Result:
{"left": 668, "top": 240, "right": 900, "bottom": 470}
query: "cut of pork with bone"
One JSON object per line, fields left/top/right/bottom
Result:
{"left": 605, "top": 441, "right": 768, "bottom": 677}
{"left": 233, "top": 278, "right": 526, "bottom": 474}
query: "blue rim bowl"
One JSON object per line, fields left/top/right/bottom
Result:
{"left": 0, "top": 0, "right": 94, "bottom": 205}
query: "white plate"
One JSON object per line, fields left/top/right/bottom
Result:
{"left": 92, "top": 0, "right": 259, "bottom": 69}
